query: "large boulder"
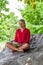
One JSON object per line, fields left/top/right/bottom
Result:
{"left": 0, "top": 34, "right": 43, "bottom": 65}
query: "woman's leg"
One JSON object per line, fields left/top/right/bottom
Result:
{"left": 6, "top": 42, "right": 18, "bottom": 51}
{"left": 18, "top": 43, "right": 30, "bottom": 51}
{"left": 6, "top": 42, "right": 23, "bottom": 52}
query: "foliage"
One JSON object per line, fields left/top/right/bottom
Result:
{"left": 19, "top": 2, "right": 43, "bottom": 34}
{"left": 0, "top": 0, "right": 18, "bottom": 41}
{"left": 0, "top": 12, "right": 18, "bottom": 41}
{"left": 0, "top": 0, "right": 9, "bottom": 12}
{"left": 0, "top": 0, "right": 43, "bottom": 42}
{"left": 18, "top": 0, "right": 43, "bottom": 9}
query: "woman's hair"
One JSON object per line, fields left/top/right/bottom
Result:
{"left": 19, "top": 19, "right": 26, "bottom": 27}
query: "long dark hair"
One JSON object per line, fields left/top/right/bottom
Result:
{"left": 19, "top": 19, "right": 26, "bottom": 27}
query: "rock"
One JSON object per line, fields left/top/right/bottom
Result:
{"left": 0, "top": 34, "right": 43, "bottom": 65}
{"left": 25, "top": 57, "right": 32, "bottom": 65}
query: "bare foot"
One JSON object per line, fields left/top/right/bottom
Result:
{"left": 12, "top": 49, "right": 24, "bottom": 52}
{"left": 17, "top": 49, "right": 24, "bottom": 52}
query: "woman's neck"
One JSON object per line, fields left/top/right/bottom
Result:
{"left": 20, "top": 27, "right": 26, "bottom": 32}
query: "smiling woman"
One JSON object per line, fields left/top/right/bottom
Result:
{"left": 6, "top": 19, "right": 30, "bottom": 52}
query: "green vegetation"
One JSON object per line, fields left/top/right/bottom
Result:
{"left": 19, "top": 2, "right": 43, "bottom": 34}
{"left": 0, "top": 0, "right": 43, "bottom": 42}
{"left": 0, "top": 0, "right": 18, "bottom": 41}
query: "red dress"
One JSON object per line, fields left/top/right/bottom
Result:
{"left": 14, "top": 28, "right": 30, "bottom": 45}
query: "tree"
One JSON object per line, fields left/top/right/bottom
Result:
{"left": 18, "top": 0, "right": 43, "bottom": 34}
{"left": 0, "top": 0, "right": 18, "bottom": 41}
{"left": 18, "top": 0, "right": 43, "bottom": 9}
{"left": 0, "top": 0, "right": 9, "bottom": 12}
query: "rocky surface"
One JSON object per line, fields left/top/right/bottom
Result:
{"left": 0, "top": 34, "right": 43, "bottom": 65}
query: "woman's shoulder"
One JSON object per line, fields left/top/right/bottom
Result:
{"left": 25, "top": 28, "right": 30, "bottom": 31}
{"left": 16, "top": 28, "right": 20, "bottom": 32}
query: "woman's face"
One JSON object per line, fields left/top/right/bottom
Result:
{"left": 19, "top": 21, "right": 25, "bottom": 28}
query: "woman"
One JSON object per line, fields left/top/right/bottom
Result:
{"left": 6, "top": 19, "right": 30, "bottom": 52}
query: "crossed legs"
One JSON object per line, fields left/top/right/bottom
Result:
{"left": 6, "top": 42, "right": 30, "bottom": 52}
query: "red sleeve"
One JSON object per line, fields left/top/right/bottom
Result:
{"left": 14, "top": 30, "right": 18, "bottom": 42}
{"left": 24, "top": 30, "right": 30, "bottom": 44}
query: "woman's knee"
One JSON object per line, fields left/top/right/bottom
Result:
{"left": 23, "top": 43, "right": 30, "bottom": 47}
{"left": 22, "top": 44, "right": 30, "bottom": 50}
{"left": 6, "top": 42, "right": 10, "bottom": 47}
